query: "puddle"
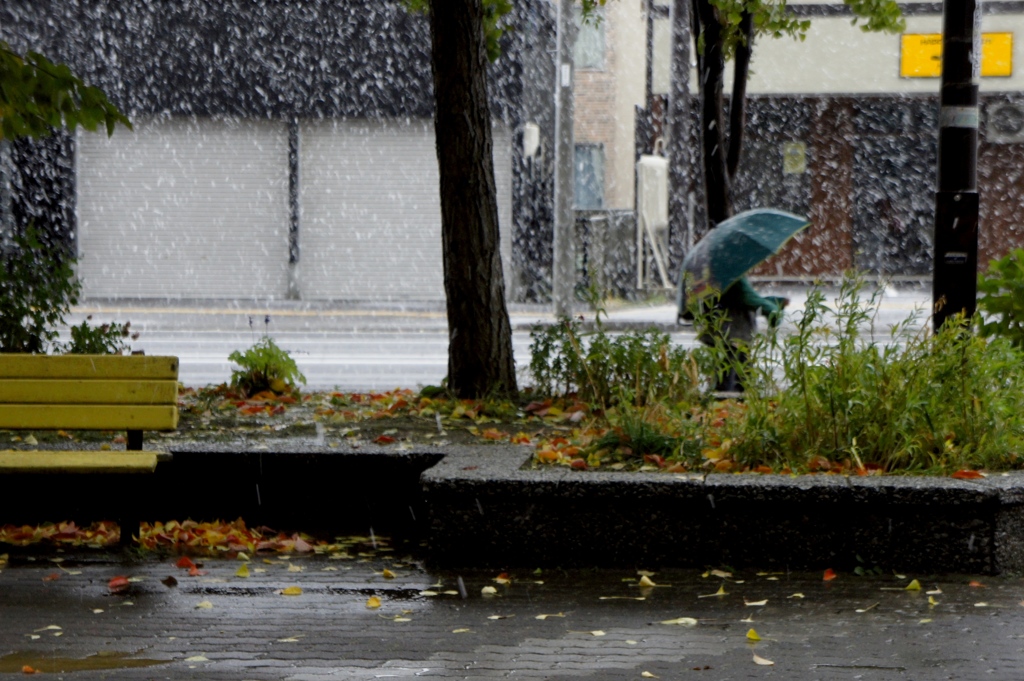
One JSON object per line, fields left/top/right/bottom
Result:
{"left": 0, "top": 650, "right": 168, "bottom": 673}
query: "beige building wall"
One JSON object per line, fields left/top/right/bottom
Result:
{"left": 648, "top": 1, "right": 1023, "bottom": 95}
{"left": 574, "top": 0, "right": 647, "bottom": 209}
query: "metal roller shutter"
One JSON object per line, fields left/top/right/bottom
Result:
{"left": 298, "top": 118, "right": 512, "bottom": 301}
{"left": 76, "top": 117, "right": 290, "bottom": 299}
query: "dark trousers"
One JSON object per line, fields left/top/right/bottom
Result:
{"left": 715, "top": 346, "right": 748, "bottom": 393}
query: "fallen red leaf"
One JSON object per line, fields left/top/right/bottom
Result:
{"left": 42, "top": 573, "right": 61, "bottom": 582}
{"left": 374, "top": 435, "right": 395, "bottom": 445}
{"left": 823, "top": 568, "right": 837, "bottom": 581}
{"left": 643, "top": 454, "right": 667, "bottom": 468}
{"left": 524, "top": 400, "right": 551, "bottom": 413}
{"left": 569, "top": 458, "right": 588, "bottom": 470}
{"left": 22, "top": 665, "right": 39, "bottom": 674}
{"left": 952, "top": 470, "right": 984, "bottom": 479}
{"left": 188, "top": 566, "right": 207, "bottom": 576}
{"left": 969, "top": 580, "right": 985, "bottom": 587}
{"left": 108, "top": 576, "right": 130, "bottom": 594}
{"left": 176, "top": 556, "right": 197, "bottom": 570}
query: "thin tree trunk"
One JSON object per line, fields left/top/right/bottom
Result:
{"left": 428, "top": 0, "right": 518, "bottom": 398}
{"left": 693, "top": 0, "right": 729, "bottom": 227}
{"left": 726, "top": 11, "right": 754, "bottom": 180}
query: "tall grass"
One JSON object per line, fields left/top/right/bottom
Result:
{"left": 729, "top": 277, "right": 1024, "bottom": 472}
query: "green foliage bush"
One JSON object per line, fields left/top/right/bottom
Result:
{"left": 529, "top": 316, "right": 702, "bottom": 408}
{"left": 0, "top": 225, "right": 79, "bottom": 353}
{"left": 533, "top": 277, "right": 1024, "bottom": 474}
{"left": 731, "top": 278, "right": 1024, "bottom": 472}
{"left": 977, "top": 248, "right": 1024, "bottom": 346}
{"left": 229, "top": 337, "right": 306, "bottom": 397}
{"left": 59, "top": 316, "right": 137, "bottom": 355}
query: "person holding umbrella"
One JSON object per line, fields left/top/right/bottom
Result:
{"left": 677, "top": 209, "right": 809, "bottom": 393}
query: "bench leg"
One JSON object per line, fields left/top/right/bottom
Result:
{"left": 118, "top": 516, "right": 140, "bottom": 548}
{"left": 127, "top": 430, "right": 143, "bottom": 451}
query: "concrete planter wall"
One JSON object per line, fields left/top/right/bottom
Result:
{"left": 421, "top": 446, "right": 1024, "bottom": 575}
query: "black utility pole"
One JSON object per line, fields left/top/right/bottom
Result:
{"left": 933, "top": 0, "right": 981, "bottom": 331}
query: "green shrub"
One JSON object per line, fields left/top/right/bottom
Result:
{"left": 977, "top": 248, "right": 1024, "bottom": 346}
{"left": 59, "top": 316, "right": 137, "bottom": 355}
{"left": 0, "top": 225, "right": 79, "bottom": 353}
{"left": 731, "top": 276, "right": 1024, "bottom": 472}
{"left": 529, "top": 317, "right": 701, "bottom": 408}
{"left": 229, "top": 336, "right": 306, "bottom": 397}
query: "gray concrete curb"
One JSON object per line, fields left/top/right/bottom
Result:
{"left": 421, "top": 445, "right": 1024, "bottom": 575}
{"left": 7, "top": 441, "right": 1023, "bottom": 574}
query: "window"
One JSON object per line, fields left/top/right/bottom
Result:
{"left": 574, "top": 6, "right": 605, "bottom": 70}
{"left": 574, "top": 144, "right": 605, "bottom": 209}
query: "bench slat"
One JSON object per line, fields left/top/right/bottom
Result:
{"left": 0, "top": 405, "right": 179, "bottom": 431}
{"left": 0, "top": 355, "right": 178, "bottom": 380}
{"left": 0, "top": 380, "right": 178, "bottom": 405}
{"left": 0, "top": 450, "right": 158, "bottom": 474}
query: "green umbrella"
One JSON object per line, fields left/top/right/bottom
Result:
{"left": 677, "top": 208, "right": 810, "bottom": 314}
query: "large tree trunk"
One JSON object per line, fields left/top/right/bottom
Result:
{"left": 693, "top": 0, "right": 730, "bottom": 227}
{"left": 428, "top": 0, "right": 518, "bottom": 399}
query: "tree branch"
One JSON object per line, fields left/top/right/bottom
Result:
{"left": 726, "top": 9, "right": 753, "bottom": 180}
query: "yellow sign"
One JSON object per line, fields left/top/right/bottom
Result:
{"left": 901, "top": 33, "right": 1013, "bottom": 78}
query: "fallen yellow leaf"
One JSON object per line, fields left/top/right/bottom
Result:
{"left": 481, "top": 586, "right": 498, "bottom": 595}
{"left": 535, "top": 613, "right": 566, "bottom": 620}
{"left": 919, "top": 618, "right": 933, "bottom": 624}
{"left": 746, "top": 628, "right": 761, "bottom": 641}
{"left": 641, "top": 672, "right": 659, "bottom": 678}
{"left": 744, "top": 599, "right": 767, "bottom": 606}
{"left": 928, "top": 596, "right": 939, "bottom": 606}
{"left": 788, "top": 593, "right": 805, "bottom": 599}
{"left": 660, "top": 617, "right": 697, "bottom": 626}
{"left": 382, "top": 569, "right": 396, "bottom": 579}
{"left": 752, "top": 653, "right": 774, "bottom": 666}
{"left": 599, "top": 596, "right": 646, "bottom": 601}
{"left": 698, "top": 585, "right": 728, "bottom": 598}
{"left": 281, "top": 586, "right": 303, "bottom": 596}
{"left": 710, "top": 569, "right": 732, "bottom": 579}
{"left": 366, "top": 596, "right": 381, "bottom": 608}
{"left": 235, "top": 564, "right": 250, "bottom": 578}
{"left": 589, "top": 630, "right": 606, "bottom": 636}
{"left": 195, "top": 601, "right": 213, "bottom": 609}
{"left": 287, "top": 564, "right": 303, "bottom": 573}
{"left": 452, "top": 628, "right": 471, "bottom": 633}
{"left": 638, "top": 575, "right": 657, "bottom": 587}
{"left": 487, "top": 614, "right": 514, "bottom": 620}
{"left": 184, "top": 655, "right": 208, "bottom": 662}
{"left": 905, "top": 579, "right": 922, "bottom": 591}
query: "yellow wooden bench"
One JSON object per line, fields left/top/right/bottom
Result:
{"left": 0, "top": 354, "right": 179, "bottom": 544}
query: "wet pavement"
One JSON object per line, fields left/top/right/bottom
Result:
{"left": 2, "top": 545, "right": 1023, "bottom": 680}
